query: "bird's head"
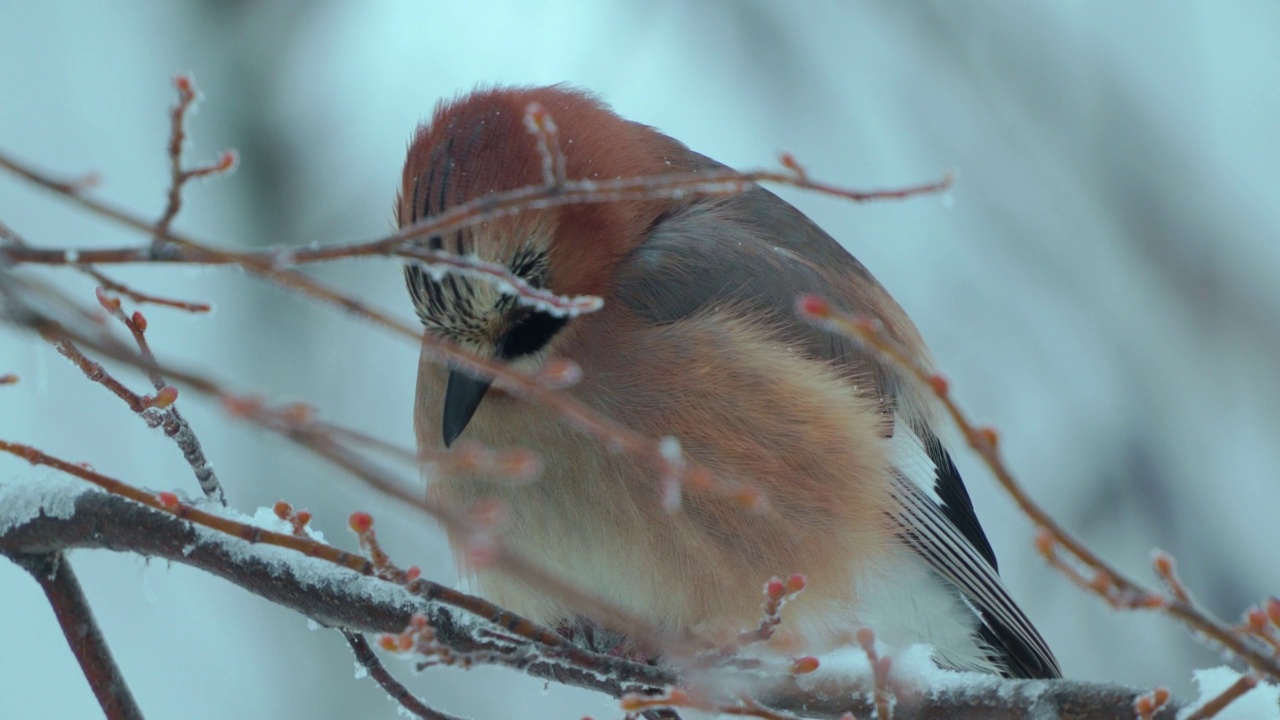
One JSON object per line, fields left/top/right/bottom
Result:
{"left": 399, "top": 85, "right": 705, "bottom": 445}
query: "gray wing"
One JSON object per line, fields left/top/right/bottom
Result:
{"left": 614, "top": 187, "right": 918, "bottom": 403}
{"left": 613, "top": 186, "right": 1061, "bottom": 679}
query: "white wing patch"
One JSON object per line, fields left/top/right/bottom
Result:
{"left": 852, "top": 544, "right": 1004, "bottom": 674}
{"left": 887, "top": 418, "right": 944, "bottom": 503}
{"left": 885, "top": 414, "right": 1062, "bottom": 678}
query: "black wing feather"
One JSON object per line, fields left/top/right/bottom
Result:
{"left": 892, "top": 425, "right": 1062, "bottom": 679}
{"left": 919, "top": 428, "right": 999, "bottom": 571}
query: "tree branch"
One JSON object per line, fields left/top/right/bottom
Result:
{"left": 0, "top": 482, "right": 1184, "bottom": 720}
{"left": 344, "top": 632, "right": 464, "bottom": 720}
{"left": 12, "top": 552, "right": 144, "bottom": 720}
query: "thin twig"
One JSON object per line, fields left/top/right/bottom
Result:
{"left": 0, "top": 221, "right": 208, "bottom": 312}
{"left": 0, "top": 160, "right": 756, "bottom": 509}
{"left": 796, "top": 295, "right": 1280, "bottom": 683}
{"left": 12, "top": 553, "right": 144, "bottom": 720}
{"left": 0, "top": 151, "right": 949, "bottom": 273}
{"left": 97, "top": 289, "right": 224, "bottom": 503}
{"left": 0, "top": 432, "right": 670, "bottom": 678}
{"left": 0, "top": 80, "right": 952, "bottom": 516}
{"left": 344, "top": 631, "right": 463, "bottom": 720}
{"left": 49, "top": 336, "right": 155, "bottom": 414}
{"left": 1, "top": 483, "right": 1192, "bottom": 719}
{"left": 155, "top": 74, "right": 236, "bottom": 243}
{"left": 857, "top": 628, "right": 894, "bottom": 720}
{"left": 81, "top": 265, "right": 211, "bottom": 312}
{"left": 1182, "top": 674, "right": 1259, "bottom": 720}
{"left": 45, "top": 314, "right": 222, "bottom": 504}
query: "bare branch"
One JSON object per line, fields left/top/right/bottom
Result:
{"left": 12, "top": 552, "right": 143, "bottom": 720}
{"left": 95, "top": 288, "right": 224, "bottom": 503}
{"left": 155, "top": 74, "right": 237, "bottom": 242}
{"left": 0, "top": 483, "right": 1185, "bottom": 719}
{"left": 796, "top": 294, "right": 1280, "bottom": 686}
{"left": 3, "top": 74, "right": 1256, "bottom": 719}
{"left": 0, "top": 150, "right": 949, "bottom": 273}
{"left": 344, "top": 631, "right": 463, "bottom": 720}
{"left": 1182, "top": 674, "right": 1259, "bottom": 720}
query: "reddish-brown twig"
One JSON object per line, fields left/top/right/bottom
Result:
{"left": 1183, "top": 674, "right": 1259, "bottom": 720}
{"left": 0, "top": 439, "right": 380, "bottom": 573}
{"left": 349, "top": 511, "right": 422, "bottom": 585}
{"left": 856, "top": 628, "right": 893, "bottom": 720}
{"left": 47, "top": 291, "right": 223, "bottom": 504}
{"left": 14, "top": 553, "right": 143, "bottom": 720}
{"left": 0, "top": 79, "right": 951, "bottom": 518}
{"left": 739, "top": 574, "right": 808, "bottom": 646}
{"left": 344, "top": 631, "right": 462, "bottom": 720}
{"left": 1033, "top": 530, "right": 1164, "bottom": 611}
{"left": 620, "top": 688, "right": 808, "bottom": 720}
{"left": 0, "top": 157, "right": 950, "bottom": 273}
{"left": 48, "top": 335, "right": 176, "bottom": 415}
{"left": 1, "top": 218, "right": 208, "bottom": 312}
{"left": 795, "top": 294, "right": 1280, "bottom": 683}
{"left": 83, "top": 265, "right": 211, "bottom": 313}
{"left": 155, "top": 74, "right": 237, "bottom": 242}
{"left": 0, "top": 437, "right": 538, "bottom": 650}
{"left": 0, "top": 438, "right": 683, "bottom": 699}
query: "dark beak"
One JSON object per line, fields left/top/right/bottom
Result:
{"left": 442, "top": 368, "right": 493, "bottom": 447}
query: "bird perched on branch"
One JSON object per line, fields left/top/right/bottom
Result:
{"left": 400, "top": 85, "right": 1060, "bottom": 679}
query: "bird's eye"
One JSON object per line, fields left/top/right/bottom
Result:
{"left": 497, "top": 311, "right": 567, "bottom": 360}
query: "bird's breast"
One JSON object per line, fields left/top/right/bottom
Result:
{"left": 413, "top": 310, "right": 903, "bottom": 645}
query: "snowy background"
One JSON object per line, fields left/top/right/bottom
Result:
{"left": 2, "top": 2, "right": 1279, "bottom": 718}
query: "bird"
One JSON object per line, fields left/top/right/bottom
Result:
{"left": 399, "top": 84, "right": 1061, "bottom": 679}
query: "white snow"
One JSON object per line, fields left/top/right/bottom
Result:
{"left": 0, "top": 476, "right": 90, "bottom": 536}
{"left": 1183, "top": 668, "right": 1278, "bottom": 720}
{"left": 0, "top": 480, "right": 421, "bottom": 627}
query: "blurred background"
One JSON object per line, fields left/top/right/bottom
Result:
{"left": 2, "top": 2, "right": 1278, "bottom": 717}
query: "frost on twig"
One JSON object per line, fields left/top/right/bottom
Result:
{"left": 2, "top": 74, "right": 1257, "bottom": 719}
{"left": 1, "top": 479, "right": 1199, "bottom": 719}
{"left": 795, "top": 291, "right": 1280, "bottom": 693}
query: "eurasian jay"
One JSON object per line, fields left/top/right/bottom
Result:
{"left": 401, "top": 85, "right": 1060, "bottom": 679}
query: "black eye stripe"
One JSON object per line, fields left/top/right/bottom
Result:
{"left": 498, "top": 311, "right": 567, "bottom": 360}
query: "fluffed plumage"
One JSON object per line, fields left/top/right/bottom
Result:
{"left": 400, "top": 85, "right": 1060, "bottom": 679}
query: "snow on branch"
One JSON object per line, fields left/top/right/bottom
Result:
{"left": 0, "top": 481, "right": 1187, "bottom": 720}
